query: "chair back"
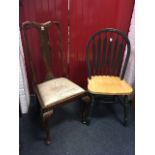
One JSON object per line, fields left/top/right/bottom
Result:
{"left": 22, "top": 21, "right": 65, "bottom": 88}
{"left": 86, "top": 28, "right": 131, "bottom": 79}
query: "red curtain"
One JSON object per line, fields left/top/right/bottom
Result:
{"left": 69, "top": 0, "right": 134, "bottom": 88}
{"left": 19, "top": 0, "right": 68, "bottom": 92}
{"left": 19, "top": 0, "right": 134, "bottom": 92}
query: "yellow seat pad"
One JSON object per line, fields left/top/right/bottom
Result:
{"left": 88, "top": 76, "right": 133, "bottom": 95}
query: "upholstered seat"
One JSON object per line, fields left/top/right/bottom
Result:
{"left": 88, "top": 76, "right": 133, "bottom": 95}
{"left": 22, "top": 21, "right": 88, "bottom": 144}
{"left": 37, "top": 77, "right": 85, "bottom": 108}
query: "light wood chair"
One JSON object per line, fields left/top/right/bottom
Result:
{"left": 85, "top": 28, "right": 133, "bottom": 126}
{"left": 22, "top": 21, "right": 87, "bottom": 144}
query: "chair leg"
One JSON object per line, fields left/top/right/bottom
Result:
{"left": 42, "top": 110, "right": 53, "bottom": 144}
{"left": 83, "top": 94, "right": 94, "bottom": 125}
{"left": 35, "top": 96, "right": 41, "bottom": 113}
{"left": 123, "top": 95, "right": 128, "bottom": 126}
{"left": 80, "top": 95, "right": 91, "bottom": 125}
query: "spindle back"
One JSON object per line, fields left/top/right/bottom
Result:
{"left": 86, "top": 28, "right": 131, "bottom": 79}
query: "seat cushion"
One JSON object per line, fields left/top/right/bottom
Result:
{"left": 37, "top": 77, "right": 85, "bottom": 108}
{"left": 88, "top": 76, "right": 133, "bottom": 95}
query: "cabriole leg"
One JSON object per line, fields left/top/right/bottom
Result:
{"left": 42, "top": 109, "right": 53, "bottom": 144}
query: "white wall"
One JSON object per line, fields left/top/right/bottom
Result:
{"left": 124, "top": 8, "right": 135, "bottom": 88}
{"left": 122, "top": 7, "right": 135, "bottom": 99}
{"left": 19, "top": 33, "right": 30, "bottom": 114}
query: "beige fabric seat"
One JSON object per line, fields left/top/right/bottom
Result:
{"left": 37, "top": 77, "right": 85, "bottom": 108}
{"left": 88, "top": 76, "right": 133, "bottom": 95}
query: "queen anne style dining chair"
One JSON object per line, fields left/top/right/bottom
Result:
{"left": 85, "top": 28, "right": 133, "bottom": 126}
{"left": 22, "top": 21, "right": 87, "bottom": 144}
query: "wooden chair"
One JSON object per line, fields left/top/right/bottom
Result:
{"left": 22, "top": 21, "right": 87, "bottom": 144}
{"left": 85, "top": 28, "right": 133, "bottom": 126}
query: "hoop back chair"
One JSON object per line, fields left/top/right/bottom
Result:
{"left": 85, "top": 28, "right": 133, "bottom": 126}
{"left": 22, "top": 21, "right": 87, "bottom": 144}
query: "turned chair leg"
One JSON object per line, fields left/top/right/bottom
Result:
{"left": 123, "top": 95, "right": 128, "bottom": 126}
{"left": 80, "top": 95, "right": 91, "bottom": 125}
{"left": 80, "top": 95, "right": 89, "bottom": 125}
{"left": 88, "top": 95, "right": 95, "bottom": 124}
{"left": 82, "top": 94, "right": 94, "bottom": 125}
{"left": 42, "top": 110, "right": 53, "bottom": 144}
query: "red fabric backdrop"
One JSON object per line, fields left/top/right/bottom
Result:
{"left": 19, "top": 0, "right": 68, "bottom": 92}
{"left": 19, "top": 0, "right": 134, "bottom": 92}
{"left": 69, "top": 0, "right": 134, "bottom": 88}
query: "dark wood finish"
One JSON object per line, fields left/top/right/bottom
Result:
{"left": 123, "top": 95, "right": 128, "bottom": 126}
{"left": 42, "top": 109, "right": 53, "bottom": 144}
{"left": 97, "top": 35, "right": 101, "bottom": 72}
{"left": 80, "top": 95, "right": 91, "bottom": 125}
{"left": 22, "top": 21, "right": 87, "bottom": 144}
{"left": 101, "top": 34, "right": 107, "bottom": 74}
{"left": 117, "top": 95, "right": 129, "bottom": 125}
{"left": 22, "top": 21, "right": 65, "bottom": 86}
{"left": 86, "top": 28, "right": 131, "bottom": 79}
{"left": 106, "top": 33, "right": 112, "bottom": 75}
{"left": 85, "top": 28, "right": 131, "bottom": 126}
{"left": 88, "top": 95, "right": 95, "bottom": 124}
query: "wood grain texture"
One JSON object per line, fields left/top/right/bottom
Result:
{"left": 88, "top": 75, "right": 133, "bottom": 95}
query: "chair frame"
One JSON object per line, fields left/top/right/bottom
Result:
{"left": 84, "top": 28, "right": 132, "bottom": 126}
{"left": 22, "top": 21, "right": 88, "bottom": 144}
